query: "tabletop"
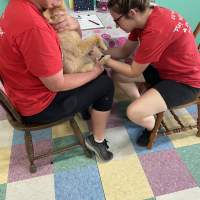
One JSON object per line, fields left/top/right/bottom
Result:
{"left": 68, "top": 9, "right": 129, "bottom": 48}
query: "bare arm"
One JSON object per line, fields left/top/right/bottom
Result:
{"left": 105, "top": 40, "right": 139, "bottom": 60}
{"left": 39, "top": 64, "right": 104, "bottom": 92}
{"left": 105, "top": 58, "right": 149, "bottom": 78}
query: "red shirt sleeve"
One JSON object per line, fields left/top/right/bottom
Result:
{"left": 134, "top": 29, "right": 170, "bottom": 64}
{"left": 16, "top": 27, "right": 62, "bottom": 77}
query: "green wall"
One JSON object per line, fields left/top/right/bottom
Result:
{"left": 156, "top": 0, "right": 200, "bottom": 43}
{"left": 0, "top": 0, "right": 8, "bottom": 16}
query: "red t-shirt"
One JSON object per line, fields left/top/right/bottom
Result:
{"left": 128, "top": 6, "right": 200, "bottom": 88}
{"left": 0, "top": 0, "right": 63, "bottom": 116}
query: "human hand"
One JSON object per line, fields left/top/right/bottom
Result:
{"left": 49, "top": 11, "right": 81, "bottom": 33}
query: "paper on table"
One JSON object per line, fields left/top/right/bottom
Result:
{"left": 76, "top": 14, "right": 104, "bottom": 30}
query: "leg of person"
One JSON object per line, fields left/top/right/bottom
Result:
{"left": 127, "top": 88, "right": 168, "bottom": 130}
{"left": 127, "top": 88, "right": 168, "bottom": 146}
{"left": 84, "top": 74, "right": 114, "bottom": 161}
{"left": 23, "top": 71, "right": 115, "bottom": 161}
{"left": 127, "top": 79, "right": 200, "bottom": 147}
{"left": 112, "top": 71, "right": 144, "bottom": 99}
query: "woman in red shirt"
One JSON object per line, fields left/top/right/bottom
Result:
{"left": 92, "top": 0, "right": 200, "bottom": 146}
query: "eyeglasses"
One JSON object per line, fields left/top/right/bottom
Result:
{"left": 113, "top": 15, "right": 124, "bottom": 27}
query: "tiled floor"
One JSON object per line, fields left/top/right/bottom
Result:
{"left": 0, "top": 87, "right": 199, "bottom": 200}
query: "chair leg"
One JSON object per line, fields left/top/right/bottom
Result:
{"left": 196, "top": 102, "right": 200, "bottom": 137}
{"left": 24, "top": 130, "right": 37, "bottom": 173}
{"left": 70, "top": 118, "right": 93, "bottom": 158}
{"left": 147, "top": 112, "right": 164, "bottom": 149}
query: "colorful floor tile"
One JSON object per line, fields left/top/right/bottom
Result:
{"left": 0, "top": 92, "right": 199, "bottom": 200}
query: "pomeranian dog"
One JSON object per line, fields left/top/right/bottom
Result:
{"left": 43, "top": 0, "right": 110, "bottom": 73}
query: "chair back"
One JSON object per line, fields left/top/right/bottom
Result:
{"left": 0, "top": 80, "right": 23, "bottom": 124}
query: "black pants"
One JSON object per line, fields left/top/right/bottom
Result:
{"left": 143, "top": 65, "right": 200, "bottom": 108}
{"left": 23, "top": 71, "right": 114, "bottom": 124}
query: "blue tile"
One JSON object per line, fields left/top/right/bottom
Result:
{"left": 124, "top": 120, "right": 174, "bottom": 155}
{"left": 186, "top": 105, "right": 197, "bottom": 117}
{"left": 12, "top": 128, "right": 52, "bottom": 145}
{"left": 54, "top": 165, "right": 105, "bottom": 200}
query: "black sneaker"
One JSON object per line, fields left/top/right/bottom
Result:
{"left": 85, "top": 135, "right": 113, "bottom": 161}
{"left": 136, "top": 129, "right": 151, "bottom": 147}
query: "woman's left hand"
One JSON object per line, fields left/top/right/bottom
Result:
{"left": 50, "top": 11, "right": 81, "bottom": 33}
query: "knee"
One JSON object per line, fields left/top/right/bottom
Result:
{"left": 126, "top": 104, "right": 142, "bottom": 122}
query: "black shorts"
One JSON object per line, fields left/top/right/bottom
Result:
{"left": 22, "top": 71, "right": 114, "bottom": 124}
{"left": 143, "top": 65, "right": 200, "bottom": 108}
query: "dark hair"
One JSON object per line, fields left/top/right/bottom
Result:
{"left": 107, "top": 0, "right": 150, "bottom": 14}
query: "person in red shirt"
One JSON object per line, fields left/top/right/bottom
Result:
{"left": 91, "top": 0, "right": 200, "bottom": 147}
{"left": 0, "top": 0, "right": 114, "bottom": 161}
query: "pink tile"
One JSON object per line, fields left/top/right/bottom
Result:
{"left": 140, "top": 150, "right": 197, "bottom": 196}
{"left": 8, "top": 140, "right": 53, "bottom": 182}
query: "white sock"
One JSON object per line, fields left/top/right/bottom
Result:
{"left": 94, "top": 137, "right": 104, "bottom": 143}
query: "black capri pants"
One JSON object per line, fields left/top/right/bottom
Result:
{"left": 23, "top": 71, "right": 114, "bottom": 124}
{"left": 143, "top": 65, "right": 200, "bottom": 108}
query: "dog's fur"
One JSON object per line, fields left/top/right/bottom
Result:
{"left": 43, "top": 1, "right": 110, "bottom": 73}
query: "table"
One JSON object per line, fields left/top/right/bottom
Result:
{"left": 69, "top": 9, "right": 128, "bottom": 48}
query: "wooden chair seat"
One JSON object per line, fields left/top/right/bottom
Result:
{"left": 0, "top": 85, "right": 92, "bottom": 173}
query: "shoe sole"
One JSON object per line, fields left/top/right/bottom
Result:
{"left": 85, "top": 138, "right": 113, "bottom": 162}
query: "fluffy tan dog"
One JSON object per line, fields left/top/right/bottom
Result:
{"left": 43, "top": 1, "right": 110, "bottom": 73}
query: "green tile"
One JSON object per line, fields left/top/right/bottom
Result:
{"left": 176, "top": 144, "right": 200, "bottom": 185}
{"left": 53, "top": 135, "right": 96, "bottom": 172}
{"left": 0, "top": 184, "right": 6, "bottom": 200}
{"left": 144, "top": 198, "right": 156, "bottom": 200}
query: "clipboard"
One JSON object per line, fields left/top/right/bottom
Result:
{"left": 76, "top": 14, "right": 104, "bottom": 30}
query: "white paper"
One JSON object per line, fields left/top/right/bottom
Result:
{"left": 76, "top": 14, "right": 104, "bottom": 30}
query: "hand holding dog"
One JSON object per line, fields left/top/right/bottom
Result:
{"left": 49, "top": 11, "right": 80, "bottom": 33}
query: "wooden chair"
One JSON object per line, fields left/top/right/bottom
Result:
{"left": 193, "top": 22, "right": 200, "bottom": 51}
{"left": 147, "top": 21, "right": 200, "bottom": 149}
{"left": 0, "top": 82, "right": 92, "bottom": 173}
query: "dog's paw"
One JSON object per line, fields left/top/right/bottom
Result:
{"left": 99, "top": 55, "right": 111, "bottom": 65}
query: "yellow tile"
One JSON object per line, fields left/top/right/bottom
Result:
{"left": 169, "top": 128, "right": 200, "bottom": 148}
{"left": 98, "top": 155, "right": 153, "bottom": 200}
{"left": 52, "top": 115, "right": 89, "bottom": 139}
{"left": 0, "top": 147, "right": 11, "bottom": 184}
{"left": 0, "top": 120, "right": 13, "bottom": 148}
{"left": 52, "top": 122, "right": 73, "bottom": 138}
